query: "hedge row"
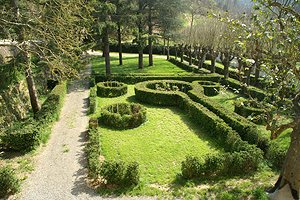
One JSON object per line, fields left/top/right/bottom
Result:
{"left": 94, "top": 74, "right": 222, "bottom": 85}
{"left": 89, "top": 86, "right": 97, "bottom": 115}
{"left": 0, "top": 82, "right": 67, "bottom": 151}
{"left": 188, "top": 81, "right": 269, "bottom": 153}
{"left": 134, "top": 80, "right": 263, "bottom": 178}
{"left": 97, "top": 81, "right": 127, "bottom": 97}
{"left": 169, "top": 57, "right": 267, "bottom": 101}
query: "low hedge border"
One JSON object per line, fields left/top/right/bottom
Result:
{"left": 134, "top": 80, "right": 262, "bottom": 154}
{"left": 94, "top": 74, "right": 222, "bottom": 85}
{"left": 188, "top": 81, "right": 269, "bottom": 153}
{"left": 97, "top": 81, "right": 127, "bottom": 97}
{"left": 99, "top": 103, "right": 146, "bottom": 129}
{"left": 87, "top": 127, "right": 140, "bottom": 187}
{"left": 89, "top": 86, "right": 97, "bottom": 115}
{"left": 134, "top": 80, "right": 263, "bottom": 178}
{"left": 169, "top": 58, "right": 267, "bottom": 100}
{"left": 197, "top": 81, "right": 220, "bottom": 96}
{"left": 0, "top": 82, "right": 67, "bottom": 151}
{"left": 0, "top": 165, "right": 20, "bottom": 198}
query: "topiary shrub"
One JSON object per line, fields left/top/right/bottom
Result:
{"left": 99, "top": 103, "right": 146, "bottom": 129}
{"left": 234, "top": 99, "right": 270, "bottom": 125}
{"left": 266, "top": 142, "right": 287, "bottom": 170}
{"left": 100, "top": 160, "right": 139, "bottom": 187}
{"left": 197, "top": 81, "right": 220, "bottom": 96}
{"left": 97, "top": 81, "right": 127, "bottom": 97}
{"left": 0, "top": 166, "right": 20, "bottom": 198}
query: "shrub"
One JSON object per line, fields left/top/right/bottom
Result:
{"left": 0, "top": 166, "right": 20, "bottom": 198}
{"left": 0, "top": 119, "right": 41, "bottom": 151}
{"left": 181, "top": 156, "right": 203, "bottom": 179}
{"left": 197, "top": 80, "right": 220, "bottom": 96}
{"left": 87, "top": 128, "right": 101, "bottom": 178}
{"left": 123, "top": 162, "right": 139, "bottom": 186}
{"left": 97, "top": 81, "right": 127, "bottom": 97}
{"left": 89, "top": 86, "right": 97, "bottom": 115}
{"left": 99, "top": 103, "right": 146, "bottom": 129}
{"left": 0, "top": 82, "right": 67, "bottom": 151}
{"left": 100, "top": 160, "right": 139, "bottom": 187}
{"left": 266, "top": 142, "right": 287, "bottom": 170}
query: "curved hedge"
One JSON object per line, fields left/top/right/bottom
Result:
{"left": 97, "top": 81, "right": 127, "bottom": 97}
{"left": 99, "top": 103, "right": 146, "bottom": 129}
{"left": 196, "top": 80, "right": 220, "bottom": 96}
{"left": 134, "top": 80, "right": 263, "bottom": 177}
{"left": 234, "top": 100, "right": 268, "bottom": 124}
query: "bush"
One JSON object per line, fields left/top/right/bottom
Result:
{"left": 0, "top": 166, "right": 20, "bottom": 198}
{"left": 97, "top": 81, "right": 127, "bottom": 97}
{"left": 87, "top": 128, "right": 101, "bottom": 178}
{"left": 197, "top": 81, "right": 220, "bottom": 96}
{"left": 99, "top": 103, "right": 146, "bottom": 129}
{"left": 0, "top": 82, "right": 67, "bottom": 151}
{"left": 89, "top": 86, "right": 97, "bottom": 115}
{"left": 188, "top": 81, "right": 270, "bottom": 153}
{"left": 94, "top": 74, "right": 222, "bottom": 84}
{"left": 100, "top": 160, "right": 139, "bottom": 187}
{"left": 266, "top": 142, "right": 287, "bottom": 170}
{"left": 181, "top": 156, "right": 203, "bottom": 179}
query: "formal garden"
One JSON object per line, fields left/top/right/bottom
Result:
{"left": 0, "top": 0, "right": 300, "bottom": 200}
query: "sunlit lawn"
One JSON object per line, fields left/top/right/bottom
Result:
{"left": 91, "top": 53, "right": 191, "bottom": 75}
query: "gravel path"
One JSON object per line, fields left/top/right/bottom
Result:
{"left": 16, "top": 54, "right": 155, "bottom": 200}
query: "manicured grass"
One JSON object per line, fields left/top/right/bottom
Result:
{"left": 97, "top": 86, "right": 221, "bottom": 184}
{"left": 92, "top": 53, "right": 191, "bottom": 75}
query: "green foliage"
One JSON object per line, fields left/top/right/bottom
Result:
{"left": 266, "top": 142, "right": 287, "bottom": 170}
{"left": 99, "top": 103, "right": 146, "bottom": 129}
{"left": 87, "top": 128, "right": 101, "bottom": 178}
{"left": 100, "top": 160, "right": 139, "bottom": 187}
{"left": 197, "top": 81, "right": 220, "bottom": 96}
{"left": 0, "top": 83, "right": 67, "bottom": 151}
{"left": 0, "top": 166, "right": 20, "bottom": 198}
{"left": 188, "top": 81, "right": 270, "bottom": 153}
{"left": 97, "top": 81, "right": 128, "bottom": 98}
{"left": 89, "top": 86, "right": 97, "bottom": 114}
{"left": 181, "top": 149, "right": 263, "bottom": 180}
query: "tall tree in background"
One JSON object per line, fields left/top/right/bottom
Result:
{"left": 0, "top": 0, "right": 89, "bottom": 114}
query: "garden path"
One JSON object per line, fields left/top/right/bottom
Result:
{"left": 16, "top": 51, "right": 155, "bottom": 200}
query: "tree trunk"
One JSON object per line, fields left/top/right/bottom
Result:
{"left": 223, "top": 62, "right": 230, "bottom": 79}
{"left": 167, "top": 38, "right": 170, "bottom": 60}
{"left": 24, "top": 52, "right": 41, "bottom": 115}
{"left": 211, "top": 55, "right": 216, "bottom": 73}
{"left": 175, "top": 45, "right": 178, "bottom": 60}
{"left": 103, "top": 28, "right": 111, "bottom": 76}
{"left": 246, "top": 66, "right": 252, "bottom": 86}
{"left": 269, "top": 117, "right": 300, "bottom": 200}
{"left": 163, "top": 38, "right": 166, "bottom": 55}
{"left": 148, "top": 7, "right": 153, "bottom": 66}
{"left": 198, "top": 49, "right": 208, "bottom": 69}
{"left": 189, "top": 46, "right": 192, "bottom": 66}
{"left": 180, "top": 44, "right": 184, "bottom": 62}
{"left": 117, "top": 23, "right": 123, "bottom": 66}
{"left": 138, "top": 49, "right": 143, "bottom": 69}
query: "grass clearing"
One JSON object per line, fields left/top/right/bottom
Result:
{"left": 91, "top": 53, "right": 191, "bottom": 75}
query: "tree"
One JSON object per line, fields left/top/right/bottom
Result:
{"left": 239, "top": 1, "right": 300, "bottom": 199}
{"left": 0, "top": 0, "right": 90, "bottom": 114}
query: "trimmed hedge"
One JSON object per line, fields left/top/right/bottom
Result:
{"left": 94, "top": 74, "right": 222, "bottom": 85}
{"left": 89, "top": 86, "right": 97, "bottom": 115}
{"left": 0, "top": 82, "right": 67, "bottom": 151}
{"left": 197, "top": 81, "right": 220, "bottom": 96}
{"left": 87, "top": 128, "right": 101, "bottom": 178}
{"left": 0, "top": 166, "right": 20, "bottom": 198}
{"left": 97, "top": 81, "right": 127, "bottom": 97}
{"left": 99, "top": 103, "right": 146, "bottom": 129}
{"left": 135, "top": 80, "right": 263, "bottom": 178}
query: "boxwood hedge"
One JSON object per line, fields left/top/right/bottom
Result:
{"left": 97, "top": 81, "right": 127, "bottom": 97}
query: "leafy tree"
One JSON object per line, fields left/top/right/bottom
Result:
{"left": 0, "top": 0, "right": 90, "bottom": 114}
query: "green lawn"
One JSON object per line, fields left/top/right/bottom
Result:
{"left": 92, "top": 53, "right": 191, "bottom": 75}
{"left": 96, "top": 85, "right": 222, "bottom": 193}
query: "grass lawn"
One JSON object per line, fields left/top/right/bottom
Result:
{"left": 93, "top": 85, "right": 279, "bottom": 198}
{"left": 95, "top": 85, "right": 223, "bottom": 194}
{"left": 91, "top": 53, "right": 191, "bottom": 75}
